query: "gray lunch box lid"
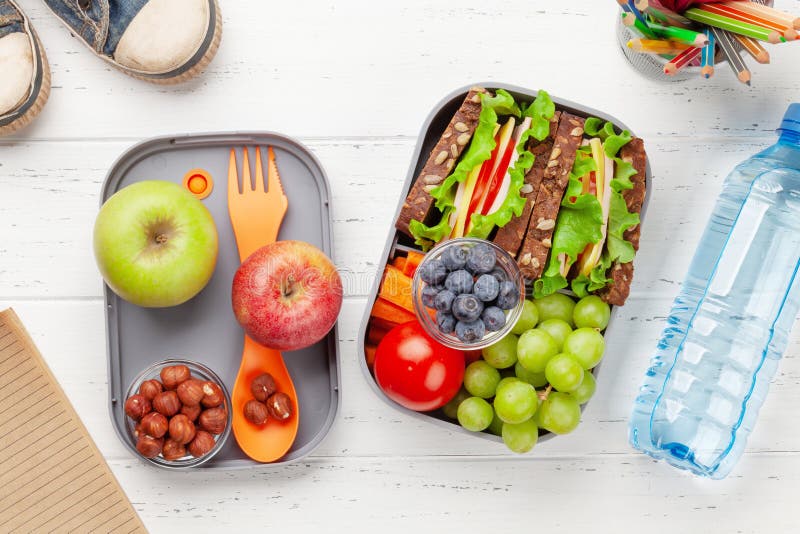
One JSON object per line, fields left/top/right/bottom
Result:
{"left": 102, "top": 132, "right": 340, "bottom": 469}
{"left": 357, "top": 82, "right": 652, "bottom": 446}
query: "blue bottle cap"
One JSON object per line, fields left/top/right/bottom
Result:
{"left": 779, "top": 103, "right": 800, "bottom": 134}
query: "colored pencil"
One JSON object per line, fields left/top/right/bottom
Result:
{"left": 622, "top": 12, "right": 659, "bottom": 39}
{"left": 701, "top": 28, "right": 716, "bottom": 78}
{"left": 664, "top": 46, "right": 702, "bottom": 75}
{"left": 648, "top": 21, "right": 709, "bottom": 46}
{"left": 721, "top": 1, "right": 800, "bottom": 31}
{"left": 734, "top": 34, "right": 771, "bottom": 64}
{"left": 684, "top": 8, "right": 783, "bottom": 43}
{"left": 627, "top": 38, "right": 692, "bottom": 55}
{"left": 635, "top": 0, "right": 693, "bottom": 28}
{"left": 698, "top": 3, "right": 797, "bottom": 41}
{"left": 711, "top": 26, "right": 751, "bottom": 85}
{"left": 626, "top": 0, "right": 650, "bottom": 27}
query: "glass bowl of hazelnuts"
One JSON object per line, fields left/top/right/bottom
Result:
{"left": 123, "top": 359, "right": 232, "bottom": 469}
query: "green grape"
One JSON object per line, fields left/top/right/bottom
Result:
{"left": 512, "top": 299, "right": 539, "bottom": 335}
{"left": 494, "top": 380, "right": 538, "bottom": 424}
{"left": 573, "top": 295, "right": 611, "bottom": 330}
{"left": 517, "top": 329, "right": 558, "bottom": 373}
{"left": 569, "top": 370, "right": 596, "bottom": 404}
{"left": 442, "top": 388, "right": 470, "bottom": 419}
{"left": 464, "top": 361, "right": 501, "bottom": 398}
{"left": 563, "top": 327, "right": 605, "bottom": 370}
{"left": 457, "top": 397, "right": 494, "bottom": 432}
{"left": 515, "top": 362, "right": 548, "bottom": 387}
{"left": 482, "top": 333, "right": 519, "bottom": 369}
{"left": 496, "top": 376, "right": 520, "bottom": 392}
{"left": 537, "top": 392, "right": 581, "bottom": 434}
{"left": 502, "top": 418, "right": 539, "bottom": 453}
{"left": 533, "top": 293, "right": 576, "bottom": 326}
{"left": 545, "top": 353, "right": 585, "bottom": 393}
{"left": 537, "top": 319, "right": 573, "bottom": 351}
{"left": 487, "top": 410, "right": 504, "bottom": 436}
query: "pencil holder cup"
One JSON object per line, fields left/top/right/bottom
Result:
{"left": 615, "top": 1, "right": 773, "bottom": 83}
{"left": 616, "top": 20, "right": 697, "bottom": 82}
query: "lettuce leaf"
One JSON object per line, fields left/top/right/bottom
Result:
{"left": 408, "top": 207, "right": 455, "bottom": 248}
{"left": 524, "top": 90, "right": 555, "bottom": 142}
{"left": 467, "top": 91, "right": 556, "bottom": 240}
{"left": 534, "top": 149, "right": 603, "bottom": 298}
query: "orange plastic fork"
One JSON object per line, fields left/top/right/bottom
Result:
{"left": 228, "top": 146, "right": 297, "bottom": 463}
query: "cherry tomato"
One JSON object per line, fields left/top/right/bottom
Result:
{"left": 374, "top": 321, "right": 465, "bottom": 412}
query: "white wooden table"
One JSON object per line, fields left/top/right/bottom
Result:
{"left": 2, "top": 1, "right": 800, "bottom": 532}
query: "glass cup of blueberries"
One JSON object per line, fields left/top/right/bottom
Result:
{"left": 412, "top": 238, "right": 525, "bottom": 349}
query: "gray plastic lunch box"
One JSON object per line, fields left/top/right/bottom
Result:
{"left": 102, "top": 133, "right": 340, "bottom": 468}
{"left": 357, "top": 83, "right": 652, "bottom": 445}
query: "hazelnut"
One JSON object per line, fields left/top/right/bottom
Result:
{"left": 267, "top": 392, "right": 293, "bottom": 421}
{"left": 199, "top": 407, "right": 228, "bottom": 434}
{"left": 160, "top": 365, "right": 190, "bottom": 389}
{"left": 140, "top": 412, "right": 168, "bottom": 438}
{"left": 188, "top": 430, "right": 215, "bottom": 458}
{"left": 243, "top": 400, "right": 269, "bottom": 425}
{"left": 162, "top": 438, "right": 187, "bottom": 461}
{"left": 201, "top": 381, "right": 224, "bottom": 408}
{"left": 168, "top": 414, "right": 196, "bottom": 445}
{"left": 177, "top": 379, "right": 205, "bottom": 406}
{"left": 152, "top": 390, "right": 181, "bottom": 417}
{"left": 138, "top": 379, "right": 163, "bottom": 401}
{"left": 181, "top": 403, "right": 202, "bottom": 422}
{"left": 136, "top": 435, "right": 164, "bottom": 458}
{"left": 124, "top": 394, "right": 151, "bottom": 420}
{"left": 250, "top": 373, "right": 277, "bottom": 402}
{"left": 134, "top": 421, "right": 144, "bottom": 440}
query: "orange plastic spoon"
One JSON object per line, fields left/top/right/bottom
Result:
{"left": 227, "top": 146, "right": 298, "bottom": 462}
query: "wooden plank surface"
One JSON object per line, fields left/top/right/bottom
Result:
{"left": 1, "top": 0, "right": 800, "bottom": 532}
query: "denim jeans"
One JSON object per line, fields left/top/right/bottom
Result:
{"left": 43, "top": 0, "right": 149, "bottom": 56}
{"left": 0, "top": 0, "right": 24, "bottom": 40}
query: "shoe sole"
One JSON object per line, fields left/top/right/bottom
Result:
{"left": 0, "top": 30, "right": 51, "bottom": 137}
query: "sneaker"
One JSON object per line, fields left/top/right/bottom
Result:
{"left": 0, "top": 0, "right": 49, "bottom": 136}
{"left": 43, "top": 0, "right": 222, "bottom": 84}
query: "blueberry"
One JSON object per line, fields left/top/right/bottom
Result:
{"left": 496, "top": 280, "right": 519, "bottom": 310}
{"left": 421, "top": 285, "right": 440, "bottom": 308}
{"left": 489, "top": 267, "right": 508, "bottom": 283}
{"left": 482, "top": 306, "right": 506, "bottom": 331}
{"left": 455, "top": 320, "right": 486, "bottom": 343}
{"left": 466, "top": 243, "right": 497, "bottom": 274}
{"left": 434, "top": 289, "right": 456, "bottom": 312}
{"left": 445, "top": 269, "right": 474, "bottom": 295}
{"left": 452, "top": 294, "right": 484, "bottom": 322}
{"left": 436, "top": 311, "right": 456, "bottom": 334}
{"left": 473, "top": 274, "right": 500, "bottom": 302}
{"left": 441, "top": 245, "right": 468, "bottom": 271}
{"left": 418, "top": 258, "right": 447, "bottom": 286}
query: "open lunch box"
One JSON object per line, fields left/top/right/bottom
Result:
{"left": 103, "top": 133, "right": 340, "bottom": 468}
{"left": 358, "top": 83, "right": 652, "bottom": 446}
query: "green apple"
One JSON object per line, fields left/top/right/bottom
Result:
{"left": 93, "top": 180, "right": 218, "bottom": 307}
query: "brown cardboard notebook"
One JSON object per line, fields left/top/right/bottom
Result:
{"left": 0, "top": 308, "right": 147, "bottom": 533}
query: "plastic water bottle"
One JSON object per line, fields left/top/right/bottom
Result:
{"left": 630, "top": 104, "right": 800, "bottom": 479}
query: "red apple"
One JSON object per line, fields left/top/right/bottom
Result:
{"left": 232, "top": 241, "right": 343, "bottom": 351}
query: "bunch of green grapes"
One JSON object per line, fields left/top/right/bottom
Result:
{"left": 442, "top": 293, "right": 610, "bottom": 453}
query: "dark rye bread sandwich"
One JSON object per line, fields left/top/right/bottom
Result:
{"left": 395, "top": 87, "right": 487, "bottom": 237}
{"left": 596, "top": 138, "right": 647, "bottom": 306}
{"left": 394, "top": 87, "right": 647, "bottom": 306}
{"left": 493, "top": 111, "right": 561, "bottom": 259}
{"left": 516, "top": 113, "right": 586, "bottom": 280}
